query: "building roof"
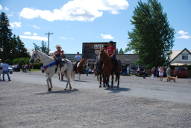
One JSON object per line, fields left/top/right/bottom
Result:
{"left": 116, "top": 54, "right": 139, "bottom": 65}
{"left": 170, "top": 48, "right": 191, "bottom": 62}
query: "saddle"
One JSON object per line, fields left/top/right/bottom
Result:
{"left": 55, "top": 59, "right": 67, "bottom": 73}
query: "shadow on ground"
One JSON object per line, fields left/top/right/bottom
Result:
{"left": 105, "top": 87, "right": 131, "bottom": 93}
{"left": 74, "top": 80, "right": 87, "bottom": 82}
{"left": 35, "top": 88, "right": 79, "bottom": 95}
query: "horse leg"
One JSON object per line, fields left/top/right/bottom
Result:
{"left": 49, "top": 78, "right": 53, "bottom": 89}
{"left": 103, "top": 74, "right": 106, "bottom": 88}
{"left": 47, "top": 78, "right": 51, "bottom": 92}
{"left": 65, "top": 74, "right": 69, "bottom": 90}
{"left": 106, "top": 75, "right": 110, "bottom": 88}
{"left": 46, "top": 78, "right": 50, "bottom": 91}
{"left": 78, "top": 73, "right": 80, "bottom": 81}
{"left": 99, "top": 74, "right": 102, "bottom": 88}
{"left": 111, "top": 74, "right": 114, "bottom": 88}
{"left": 61, "top": 73, "right": 64, "bottom": 81}
{"left": 117, "top": 73, "right": 120, "bottom": 88}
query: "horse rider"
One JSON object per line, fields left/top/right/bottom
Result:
{"left": 53, "top": 45, "right": 65, "bottom": 72}
{"left": 74, "top": 52, "right": 82, "bottom": 63}
{"left": 106, "top": 41, "right": 117, "bottom": 70}
{"left": 74, "top": 52, "right": 82, "bottom": 72}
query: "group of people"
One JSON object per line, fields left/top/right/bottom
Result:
{"left": 0, "top": 59, "right": 11, "bottom": 81}
{"left": 52, "top": 41, "right": 116, "bottom": 72}
{"left": 151, "top": 66, "right": 171, "bottom": 81}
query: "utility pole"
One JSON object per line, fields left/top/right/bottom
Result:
{"left": 45, "top": 32, "right": 53, "bottom": 54}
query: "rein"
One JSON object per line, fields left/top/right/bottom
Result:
{"left": 42, "top": 61, "right": 57, "bottom": 69}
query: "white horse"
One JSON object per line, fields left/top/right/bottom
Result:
{"left": 30, "top": 50, "right": 74, "bottom": 91}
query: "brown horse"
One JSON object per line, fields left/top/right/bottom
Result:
{"left": 99, "top": 50, "right": 114, "bottom": 88}
{"left": 73, "top": 58, "right": 86, "bottom": 80}
{"left": 99, "top": 50, "right": 121, "bottom": 88}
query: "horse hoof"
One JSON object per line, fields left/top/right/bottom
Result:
{"left": 64, "top": 88, "right": 67, "bottom": 90}
{"left": 99, "top": 85, "right": 102, "bottom": 88}
{"left": 48, "top": 88, "right": 52, "bottom": 92}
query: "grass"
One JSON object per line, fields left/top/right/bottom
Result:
{"left": 31, "top": 69, "right": 40, "bottom": 72}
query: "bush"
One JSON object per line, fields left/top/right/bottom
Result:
{"left": 32, "top": 63, "right": 43, "bottom": 69}
{"left": 11, "top": 57, "right": 30, "bottom": 65}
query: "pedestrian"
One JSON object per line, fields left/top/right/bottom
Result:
{"left": 85, "top": 64, "right": 89, "bottom": 76}
{"left": 151, "top": 67, "right": 155, "bottom": 79}
{"left": 0, "top": 59, "right": 3, "bottom": 80}
{"left": 2, "top": 62, "right": 11, "bottom": 81}
{"left": 166, "top": 66, "right": 171, "bottom": 77}
{"left": 158, "top": 66, "right": 164, "bottom": 81}
{"left": 126, "top": 65, "right": 130, "bottom": 75}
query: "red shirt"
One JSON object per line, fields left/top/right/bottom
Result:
{"left": 54, "top": 50, "right": 64, "bottom": 57}
{"left": 107, "top": 46, "right": 115, "bottom": 56}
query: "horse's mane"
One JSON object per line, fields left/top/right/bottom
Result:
{"left": 36, "top": 50, "right": 53, "bottom": 60}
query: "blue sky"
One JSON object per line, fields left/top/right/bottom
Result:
{"left": 0, "top": 0, "right": 191, "bottom": 54}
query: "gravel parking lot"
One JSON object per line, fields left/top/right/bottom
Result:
{"left": 0, "top": 72, "right": 191, "bottom": 128}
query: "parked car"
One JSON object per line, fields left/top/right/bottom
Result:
{"left": 8, "top": 66, "right": 13, "bottom": 74}
{"left": 173, "top": 67, "right": 188, "bottom": 78}
{"left": 12, "top": 65, "right": 20, "bottom": 72}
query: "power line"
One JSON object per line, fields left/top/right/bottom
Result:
{"left": 45, "top": 32, "right": 53, "bottom": 54}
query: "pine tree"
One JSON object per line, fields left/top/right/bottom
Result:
{"left": 40, "top": 41, "right": 49, "bottom": 54}
{"left": 0, "top": 12, "right": 29, "bottom": 62}
{"left": 0, "top": 12, "right": 12, "bottom": 61}
{"left": 119, "top": 48, "right": 124, "bottom": 54}
{"left": 126, "top": 0, "right": 174, "bottom": 68}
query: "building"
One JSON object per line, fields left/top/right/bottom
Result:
{"left": 170, "top": 48, "right": 191, "bottom": 66}
{"left": 82, "top": 42, "right": 116, "bottom": 60}
{"left": 116, "top": 54, "right": 139, "bottom": 67}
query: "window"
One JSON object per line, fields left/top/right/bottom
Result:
{"left": 182, "top": 54, "right": 188, "bottom": 60}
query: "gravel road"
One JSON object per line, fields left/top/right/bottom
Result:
{"left": 0, "top": 72, "right": 191, "bottom": 128}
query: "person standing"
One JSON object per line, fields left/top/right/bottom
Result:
{"left": 151, "top": 67, "right": 155, "bottom": 79}
{"left": 166, "top": 66, "right": 171, "bottom": 77}
{"left": 2, "top": 62, "right": 11, "bottom": 81}
{"left": 158, "top": 66, "right": 164, "bottom": 81}
{"left": 126, "top": 65, "right": 130, "bottom": 75}
{"left": 0, "top": 59, "right": 3, "bottom": 80}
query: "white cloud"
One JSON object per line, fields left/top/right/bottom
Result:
{"left": 177, "top": 30, "right": 191, "bottom": 39}
{"left": 20, "top": 0, "right": 129, "bottom": 22}
{"left": 32, "top": 25, "right": 40, "bottom": 29}
{"left": 10, "top": 22, "right": 22, "bottom": 28}
{"left": 0, "top": 4, "right": 9, "bottom": 11}
{"left": 100, "top": 33, "right": 114, "bottom": 39}
{"left": 0, "top": 4, "right": 3, "bottom": 10}
{"left": 4, "top": 7, "right": 9, "bottom": 11}
{"left": 20, "top": 32, "right": 48, "bottom": 41}
{"left": 23, "top": 32, "right": 32, "bottom": 35}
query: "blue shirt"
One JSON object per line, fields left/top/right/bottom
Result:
{"left": 74, "top": 55, "right": 81, "bottom": 61}
{"left": 2, "top": 63, "right": 9, "bottom": 72}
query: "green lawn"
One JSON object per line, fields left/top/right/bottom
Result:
{"left": 31, "top": 69, "right": 40, "bottom": 72}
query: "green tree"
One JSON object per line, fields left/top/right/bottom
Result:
{"left": 40, "top": 41, "right": 49, "bottom": 54}
{"left": 119, "top": 48, "right": 124, "bottom": 54}
{"left": 33, "top": 43, "right": 40, "bottom": 51}
{"left": 0, "top": 12, "right": 12, "bottom": 61}
{"left": 0, "top": 12, "right": 29, "bottom": 62}
{"left": 33, "top": 41, "right": 49, "bottom": 54}
{"left": 126, "top": 0, "right": 174, "bottom": 68}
